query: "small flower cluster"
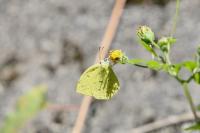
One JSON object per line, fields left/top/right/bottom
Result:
{"left": 108, "top": 49, "right": 128, "bottom": 64}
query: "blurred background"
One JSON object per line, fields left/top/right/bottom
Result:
{"left": 0, "top": 0, "right": 200, "bottom": 132}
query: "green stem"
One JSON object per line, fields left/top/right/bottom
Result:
{"left": 170, "top": 0, "right": 180, "bottom": 37}
{"left": 127, "top": 59, "right": 148, "bottom": 68}
{"left": 127, "top": 61, "right": 148, "bottom": 68}
{"left": 164, "top": 52, "right": 171, "bottom": 65}
{"left": 182, "top": 82, "right": 200, "bottom": 122}
{"left": 151, "top": 41, "right": 160, "bottom": 49}
{"left": 134, "top": 64, "right": 148, "bottom": 68}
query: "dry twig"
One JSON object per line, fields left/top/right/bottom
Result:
{"left": 72, "top": 0, "right": 127, "bottom": 133}
{"left": 132, "top": 112, "right": 200, "bottom": 133}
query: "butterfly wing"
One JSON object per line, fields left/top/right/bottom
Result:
{"left": 76, "top": 64, "right": 120, "bottom": 100}
{"left": 92, "top": 65, "right": 120, "bottom": 100}
{"left": 76, "top": 64, "right": 107, "bottom": 97}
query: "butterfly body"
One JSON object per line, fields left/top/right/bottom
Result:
{"left": 76, "top": 60, "right": 120, "bottom": 100}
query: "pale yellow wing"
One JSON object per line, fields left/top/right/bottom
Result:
{"left": 76, "top": 64, "right": 106, "bottom": 96}
{"left": 76, "top": 63, "right": 120, "bottom": 100}
{"left": 92, "top": 65, "right": 120, "bottom": 100}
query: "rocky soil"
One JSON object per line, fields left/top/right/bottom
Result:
{"left": 0, "top": 0, "right": 200, "bottom": 132}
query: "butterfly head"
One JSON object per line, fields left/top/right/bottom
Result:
{"left": 99, "top": 58, "right": 110, "bottom": 65}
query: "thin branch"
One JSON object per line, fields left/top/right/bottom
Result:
{"left": 134, "top": 64, "right": 148, "bottom": 68}
{"left": 72, "top": 96, "right": 93, "bottom": 133}
{"left": 170, "top": 0, "right": 180, "bottom": 37}
{"left": 72, "top": 0, "right": 127, "bottom": 133}
{"left": 182, "top": 83, "right": 200, "bottom": 122}
{"left": 131, "top": 112, "right": 200, "bottom": 133}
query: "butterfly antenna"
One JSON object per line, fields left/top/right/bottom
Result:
{"left": 98, "top": 46, "right": 104, "bottom": 63}
{"left": 98, "top": 46, "right": 102, "bottom": 64}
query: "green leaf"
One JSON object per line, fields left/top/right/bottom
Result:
{"left": 161, "top": 64, "right": 169, "bottom": 72}
{"left": 127, "top": 59, "right": 148, "bottom": 66}
{"left": 147, "top": 60, "right": 163, "bottom": 70}
{"left": 128, "top": 59, "right": 164, "bottom": 71}
{"left": 173, "top": 64, "right": 182, "bottom": 73}
{"left": 194, "top": 72, "right": 200, "bottom": 84}
{"left": 182, "top": 61, "right": 197, "bottom": 72}
{"left": 185, "top": 122, "right": 200, "bottom": 131}
{"left": 138, "top": 40, "right": 157, "bottom": 57}
{"left": 0, "top": 85, "right": 47, "bottom": 133}
{"left": 168, "top": 37, "right": 176, "bottom": 45}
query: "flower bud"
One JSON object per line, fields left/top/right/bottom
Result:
{"left": 137, "top": 26, "right": 155, "bottom": 44}
{"left": 158, "top": 37, "right": 169, "bottom": 52}
{"left": 158, "top": 37, "right": 176, "bottom": 52}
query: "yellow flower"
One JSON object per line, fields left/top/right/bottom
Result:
{"left": 109, "top": 49, "right": 123, "bottom": 62}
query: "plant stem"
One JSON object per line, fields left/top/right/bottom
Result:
{"left": 164, "top": 52, "right": 171, "bottom": 65}
{"left": 134, "top": 64, "right": 148, "bottom": 68}
{"left": 127, "top": 59, "right": 148, "bottom": 68}
{"left": 72, "top": 0, "right": 127, "bottom": 132}
{"left": 151, "top": 41, "right": 160, "bottom": 49}
{"left": 182, "top": 82, "right": 200, "bottom": 122}
{"left": 170, "top": 0, "right": 180, "bottom": 37}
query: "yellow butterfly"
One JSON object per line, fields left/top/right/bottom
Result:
{"left": 76, "top": 50, "right": 124, "bottom": 100}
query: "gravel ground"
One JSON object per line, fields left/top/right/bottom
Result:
{"left": 0, "top": 0, "right": 199, "bottom": 133}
